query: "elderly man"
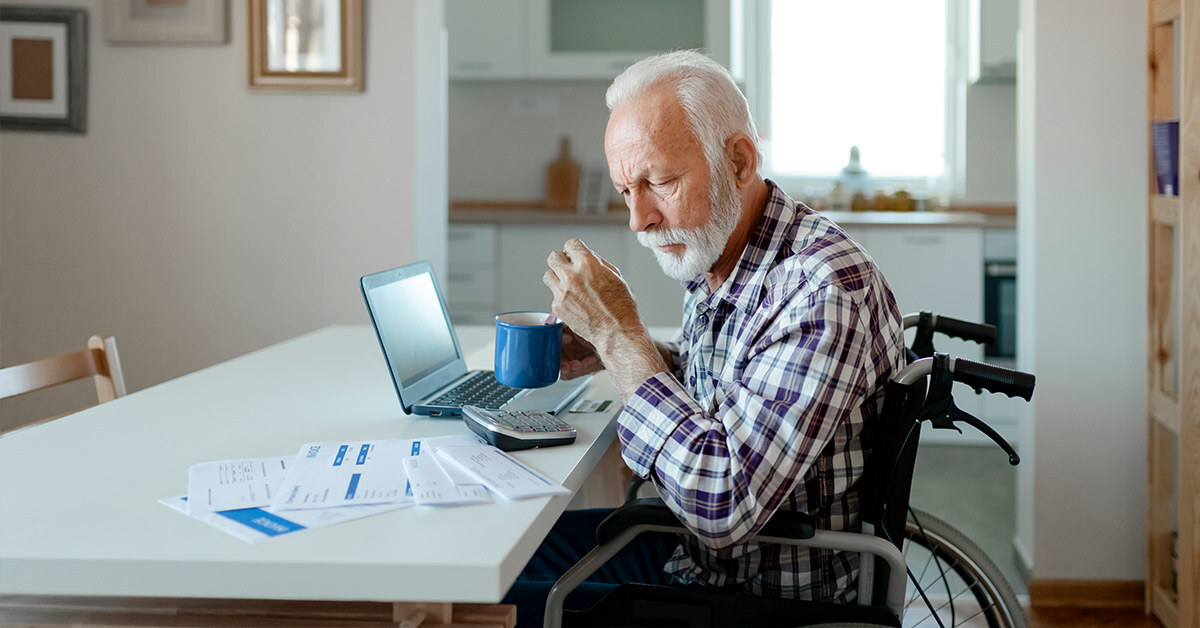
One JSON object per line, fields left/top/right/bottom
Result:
{"left": 504, "top": 50, "right": 905, "bottom": 624}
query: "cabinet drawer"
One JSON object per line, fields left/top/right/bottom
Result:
{"left": 447, "top": 267, "right": 495, "bottom": 307}
{"left": 448, "top": 224, "right": 497, "bottom": 266}
{"left": 448, "top": 307, "right": 498, "bottom": 327}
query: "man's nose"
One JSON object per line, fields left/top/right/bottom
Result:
{"left": 627, "top": 190, "right": 661, "bottom": 233}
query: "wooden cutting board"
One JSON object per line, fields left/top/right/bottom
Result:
{"left": 545, "top": 136, "right": 580, "bottom": 210}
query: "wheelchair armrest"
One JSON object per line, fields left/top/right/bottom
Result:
{"left": 596, "top": 497, "right": 817, "bottom": 545}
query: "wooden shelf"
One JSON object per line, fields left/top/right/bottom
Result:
{"left": 1154, "top": 0, "right": 1181, "bottom": 24}
{"left": 1152, "top": 194, "right": 1182, "bottom": 225}
{"left": 1151, "top": 390, "right": 1182, "bottom": 435}
{"left": 1146, "top": 1, "right": 1197, "bottom": 626}
{"left": 1151, "top": 584, "right": 1179, "bottom": 627}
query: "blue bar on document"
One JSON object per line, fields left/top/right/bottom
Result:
{"left": 333, "top": 444, "right": 349, "bottom": 466}
{"left": 356, "top": 444, "right": 370, "bottom": 465}
{"left": 217, "top": 508, "right": 305, "bottom": 537}
{"left": 345, "top": 472, "right": 361, "bottom": 499}
{"left": 411, "top": 441, "right": 421, "bottom": 456}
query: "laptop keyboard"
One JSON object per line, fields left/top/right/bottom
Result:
{"left": 430, "top": 371, "right": 522, "bottom": 409}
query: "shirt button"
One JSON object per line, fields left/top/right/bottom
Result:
{"left": 698, "top": 314, "right": 709, "bottom": 326}
{"left": 689, "top": 374, "right": 696, "bottom": 387}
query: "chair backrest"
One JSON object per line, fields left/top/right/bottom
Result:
{"left": 0, "top": 335, "right": 126, "bottom": 432}
{"left": 857, "top": 375, "right": 929, "bottom": 607}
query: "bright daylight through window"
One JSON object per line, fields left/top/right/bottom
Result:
{"left": 763, "top": 0, "right": 953, "bottom": 192}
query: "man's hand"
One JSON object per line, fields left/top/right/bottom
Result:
{"left": 561, "top": 325, "right": 603, "bottom": 380}
{"left": 544, "top": 238, "right": 669, "bottom": 400}
{"left": 543, "top": 239, "right": 640, "bottom": 350}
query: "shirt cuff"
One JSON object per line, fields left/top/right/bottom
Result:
{"left": 617, "top": 371, "right": 707, "bottom": 478}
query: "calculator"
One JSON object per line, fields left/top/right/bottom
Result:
{"left": 461, "top": 405, "right": 577, "bottom": 451}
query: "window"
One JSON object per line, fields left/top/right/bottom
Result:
{"left": 745, "top": 0, "right": 961, "bottom": 195}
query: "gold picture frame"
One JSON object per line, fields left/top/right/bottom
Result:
{"left": 105, "top": 0, "right": 229, "bottom": 46}
{"left": 247, "top": 0, "right": 362, "bottom": 92}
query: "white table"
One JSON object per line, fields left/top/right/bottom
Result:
{"left": 0, "top": 326, "right": 623, "bottom": 611}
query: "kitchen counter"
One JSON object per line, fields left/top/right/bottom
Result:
{"left": 449, "top": 201, "right": 1017, "bottom": 229}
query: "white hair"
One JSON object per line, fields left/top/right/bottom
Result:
{"left": 606, "top": 50, "right": 761, "bottom": 176}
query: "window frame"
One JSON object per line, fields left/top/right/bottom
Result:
{"left": 738, "top": 0, "right": 966, "bottom": 199}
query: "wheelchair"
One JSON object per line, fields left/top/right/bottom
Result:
{"left": 544, "top": 312, "right": 1034, "bottom": 628}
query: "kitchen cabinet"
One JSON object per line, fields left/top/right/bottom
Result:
{"left": 446, "top": 0, "right": 729, "bottom": 80}
{"left": 497, "top": 225, "right": 627, "bottom": 315}
{"left": 447, "top": 223, "right": 685, "bottom": 327}
{"left": 446, "top": 0, "right": 525, "bottom": 79}
{"left": 526, "top": 0, "right": 729, "bottom": 79}
{"left": 968, "top": 0, "right": 1018, "bottom": 84}
{"left": 859, "top": 227, "right": 992, "bottom": 444}
{"left": 446, "top": 224, "right": 500, "bottom": 325}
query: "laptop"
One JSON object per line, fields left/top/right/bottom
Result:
{"left": 360, "top": 261, "right": 592, "bottom": 417}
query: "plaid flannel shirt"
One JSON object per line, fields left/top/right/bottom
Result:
{"left": 618, "top": 180, "right": 905, "bottom": 602}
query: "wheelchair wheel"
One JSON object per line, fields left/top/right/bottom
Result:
{"left": 901, "top": 508, "right": 1027, "bottom": 628}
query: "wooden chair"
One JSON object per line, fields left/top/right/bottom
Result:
{"left": 0, "top": 335, "right": 126, "bottom": 434}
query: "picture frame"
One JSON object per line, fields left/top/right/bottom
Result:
{"left": 247, "top": 0, "right": 362, "bottom": 92}
{"left": 104, "top": 0, "right": 228, "bottom": 46}
{"left": 0, "top": 5, "right": 88, "bottom": 134}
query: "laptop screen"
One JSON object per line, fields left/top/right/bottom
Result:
{"left": 366, "top": 270, "right": 459, "bottom": 386}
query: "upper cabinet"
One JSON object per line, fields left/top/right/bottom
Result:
{"left": 447, "top": 0, "right": 730, "bottom": 80}
{"left": 446, "top": 0, "right": 526, "bottom": 79}
{"left": 967, "top": 0, "right": 1018, "bottom": 84}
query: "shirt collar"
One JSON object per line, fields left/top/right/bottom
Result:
{"left": 687, "top": 179, "right": 798, "bottom": 315}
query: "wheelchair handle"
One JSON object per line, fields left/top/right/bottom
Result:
{"left": 894, "top": 356, "right": 1035, "bottom": 401}
{"left": 903, "top": 311, "right": 997, "bottom": 345}
{"left": 898, "top": 355, "right": 1032, "bottom": 465}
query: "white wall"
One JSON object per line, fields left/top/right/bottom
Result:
{"left": 0, "top": 0, "right": 446, "bottom": 427}
{"left": 1015, "top": 0, "right": 1147, "bottom": 580}
{"left": 449, "top": 80, "right": 613, "bottom": 202}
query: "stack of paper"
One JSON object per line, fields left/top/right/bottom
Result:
{"left": 161, "top": 434, "right": 569, "bottom": 544}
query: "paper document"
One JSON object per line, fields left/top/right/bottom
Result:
{"left": 272, "top": 440, "right": 413, "bottom": 510}
{"left": 435, "top": 445, "right": 569, "bottom": 500}
{"left": 403, "top": 456, "right": 492, "bottom": 506}
{"left": 270, "top": 435, "right": 484, "bottom": 510}
{"left": 160, "top": 496, "right": 409, "bottom": 544}
{"left": 186, "top": 456, "right": 291, "bottom": 515}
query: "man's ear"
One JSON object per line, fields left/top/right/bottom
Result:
{"left": 725, "top": 133, "right": 758, "bottom": 188}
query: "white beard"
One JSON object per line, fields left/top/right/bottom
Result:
{"left": 636, "top": 171, "right": 742, "bottom": 282}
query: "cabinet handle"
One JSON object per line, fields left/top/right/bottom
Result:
{"left": 448, "top": 272, "right": 475, "bottom": 282}
{"left": 457, "top": 61, "right": 493, "bottom": 72}
{"left": 904, "top": 235, "right": 944, "bottom": 246}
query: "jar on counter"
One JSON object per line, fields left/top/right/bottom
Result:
{"left": 872, "top": 190, "right": 891, "bottom": 211}
{"left": 828, "top": 182, "right": 850, "bottom": 212}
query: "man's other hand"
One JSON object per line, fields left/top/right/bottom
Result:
{"left": 561, "top": 325, "right": 602, "bottom": 379}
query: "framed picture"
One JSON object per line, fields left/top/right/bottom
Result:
{"left": 0, "top": 6, "right": 88, "bottom": 134}
{"left": 247, "top": 0, "right": 362, "bottom": 92}
{"left": 105, "top": 0, "right": 228, "bottom": 45}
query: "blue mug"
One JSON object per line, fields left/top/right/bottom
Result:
{"left": 494, "top": 311, "right": 562, "bottom": 389}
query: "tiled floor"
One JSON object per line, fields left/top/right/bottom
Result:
{"left": 908, "top": 445, "right": 1168, "bottom": 627}
{"left": 909, "top": 442, "right": 1025, "bottom": 596}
